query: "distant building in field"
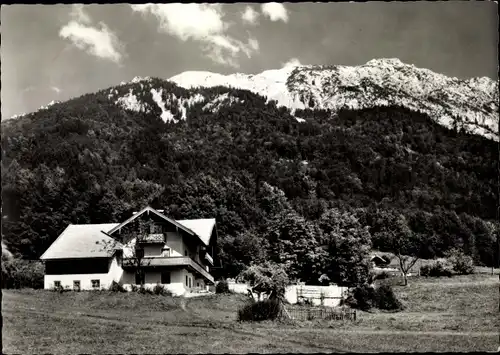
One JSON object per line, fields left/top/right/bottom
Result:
{"left": 370, "top": 254, "right": 390, "bottom": 268}
{"left": 40, "top": 206, "right": 216, "bottom": 295}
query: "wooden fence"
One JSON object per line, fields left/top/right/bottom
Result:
{"left": 287, "top": 306, "right": 356, "bottom": 322}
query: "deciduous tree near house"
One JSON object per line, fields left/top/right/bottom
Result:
{"left": 317, "top": 208, "right": 372, "bottom": 287}
{"left": 374, "top": 213, "right": 424, "bottom": 286}
{"left": 264, "top": 210, "right": 325, "bottom": 284}
{"left": 238, "top": 262, "right": 289, "bottom": 301}
{"left": 99, "top": 218, "right": 155, "bottom": 286}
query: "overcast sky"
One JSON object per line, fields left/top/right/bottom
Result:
{"left": 1, "top": 2, "right": 498, "bottom": 119}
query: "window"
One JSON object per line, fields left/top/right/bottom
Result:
{"left": 185, "top": 275, "right": 188, "bottom": 286}
{"left": 197, "top": 282, "right": 200, "bottom": 288}
{"left": 184, "top": 250, "right": 188, "bottom": 256}
{"left": 161, "top": 271, "right": 171, "bottom": 284}
{"left": 73, "top": 280, "right": 81, "bottom": 291}
{"left": 161, "top": 247, "right": 170, "bottom": 257}
{"left": 91, "top": 280, "right": 100, "bottom": 289}
{"left": 189, "top": 277, "right": 192, "bottom": 288}
{"left": 54, "top": 281, "right": 61, "bottom": 288}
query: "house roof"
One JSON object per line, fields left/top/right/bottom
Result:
{"left": 176, "top": 218, "right": 216, "bottom": 246}
{"left": 40, "top": 208, "right": 217, "bottom": 261}
{"left": 370, "top": 254, "right": 389, "bottom": 264}
{"left": 40, "top": 223, "right": 122, "bottom": 260}
{"left": 107, "top": 206, "right": 197, "bottom": 237}
{"left": 107, "top": 206, "right": 215, "bottom": 246}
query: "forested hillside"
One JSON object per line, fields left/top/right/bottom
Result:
{"left": 2, "top": 79, "right": 498, "bottom": 281}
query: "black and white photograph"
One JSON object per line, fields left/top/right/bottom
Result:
{"left": 1, "top": 2, "right": 499, "bottom": 353}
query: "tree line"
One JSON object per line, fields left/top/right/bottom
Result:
{"left": 1, "top": 79, "right": 498, "bottom": 283}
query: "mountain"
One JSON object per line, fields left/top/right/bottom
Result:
{"left": 170, "top": 58, "right": 499, "bottom": 141}
{"left": 1, "top": 58, "right": 498, "bottom": 279}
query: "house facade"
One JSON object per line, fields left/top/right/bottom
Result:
{"left": 40, "top": 207, "right": 216, "bottom": 295}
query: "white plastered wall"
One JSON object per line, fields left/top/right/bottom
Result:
{"left": 44, "top": 254, "right": 124, "bottom": 290}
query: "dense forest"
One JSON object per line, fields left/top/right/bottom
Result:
{"left": 1, "top": 79, "right": 498, "bottom": 282}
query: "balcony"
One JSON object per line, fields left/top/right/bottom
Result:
{"left": 137, "top": 233, "right": 164, "bottom": 244}
{"left": 122, "top": 256, "right": 214, "bottom": 284}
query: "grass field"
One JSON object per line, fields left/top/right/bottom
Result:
{"left": 2, "top": 274, "right": 499, "bottom": 353}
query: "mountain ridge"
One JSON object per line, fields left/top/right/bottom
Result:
{"left": 169, "top": 58, "right": 499, "bottom": 141}
{"left": 7, "top": 58, "right": 498, "bottom": 142}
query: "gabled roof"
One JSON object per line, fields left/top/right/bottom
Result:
{"left": 40, "top": 223, "right": 122, "bottom": 260}
{"left": 107, "top": 206, "right": 214, "bottom": 246}
{"left": 177, "top": 218, "right": 216, "bottom": 246}
{"left": 40, "top": 207, "right": 217, "bottom": 261}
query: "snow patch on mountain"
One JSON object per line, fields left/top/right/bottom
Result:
{"left": 110, "top": 81, "right": 209, "bottom": 122}
{"left": 202, "top": 93, "right": 243, "bottom": 112}
{"left": 115, "top": 89, "right": 146, "bottom": 112}
{"left": 170, "top": 66, "right": 308, "bottom": 114}
{"left": 170, "top": 58, "right": 499, "bottom": 141}
{"left": 150, "top": 88, "right": 176, "bottom": 123}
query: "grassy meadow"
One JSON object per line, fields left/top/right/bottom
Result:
{"left": 2, "top": 273, "right": 498, "bottom": 353}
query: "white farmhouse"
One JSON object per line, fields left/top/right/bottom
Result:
{"left": 40, "top": 206, "right": 216, "bottom": 295}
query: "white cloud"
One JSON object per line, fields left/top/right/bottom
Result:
{"left": 70, "top": 4, "right": 92, "bottom": 25}
{"left": 242, "top": 6, "right": 259, "bottom": 25}
{"left": 261, "top": 3, "right": 289, "bottom": 23}
{"left": 282, "top": 58, "right": 302, "bottom": 68}
{"left": 51, "top": 86, "right": 62, "bottom": 94}
{"left": 131, "top": 4, "right": 259, "bottom": 68}
{"left": 59, "top": 5, "right": 124, "bottom": 64}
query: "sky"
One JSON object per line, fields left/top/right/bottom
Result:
{"left": 1, "top": 2, "right": 498, "bottom": 119}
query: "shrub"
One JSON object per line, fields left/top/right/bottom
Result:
{"left": 216, "top": 279, "right": 230, "bottom": 294}
{"left": 419, "top": 264, "right": 431, "bottom": 276}
{"left": 374, "top": 284, "right": 403, "bottom": 310}
{"left": 343, "top": 284, "right": 402, "bottom": 311}
{"left": 420, "top": 261, "right": 453, "bottom": 277}
{"left": 1, "top": 259, "right": 44, "bottom": 289}
{"left": 52, "top": 285, "right": 70, "bottom": 293}
{"left": 152, "top": 283, "right": 172, "bottom": 296}
{"left": 131, "top": 284, "right": 138, "bottom": 292}
{"left": 138, "top": 286, "right": 153, "bottom": 295}
{"left": 237, "top": 299, "right": 282, "bottom": 322}
{"left": 108, "top": 281, "right": 127, "bottom": 293}
{"left": 446, "top": 249, "right": 475, "bottom": 275}
{"left": 344, "top": 284, "right": 376, "bottom": 311}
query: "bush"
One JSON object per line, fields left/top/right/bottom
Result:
{"left": 447, "top": 250, "right": 475, "bottom": 275}
{"left": 343, "top": 284, "right": 402, "bottom": 311}
{"left": 237, "top": 299, "right": 282, "bottom": 322}
{"left": 138, "top": 286, "right": 153, "bottom": 295}
{"left": 420, "top": 261, "right": 453, "bottom": 277}
{"left": 344, "top": 284, "right": 376, "bottom": 311}
{"left": 1, "top": 259, "right": 44, "bottom": 289}
{"left": 374, "top": 284, "right": 403, "bottom": 310}
{"left": 152, "top": 283, "right": 172, "bottom": 296}
{"left": 52, "top": 285, "right": 70, "bottom": 293}
{"left": 216, "top": 280, "right": 230, "bottom": 294}
{"left": 108, "top": 281, "right": 127, "bottom": 293}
